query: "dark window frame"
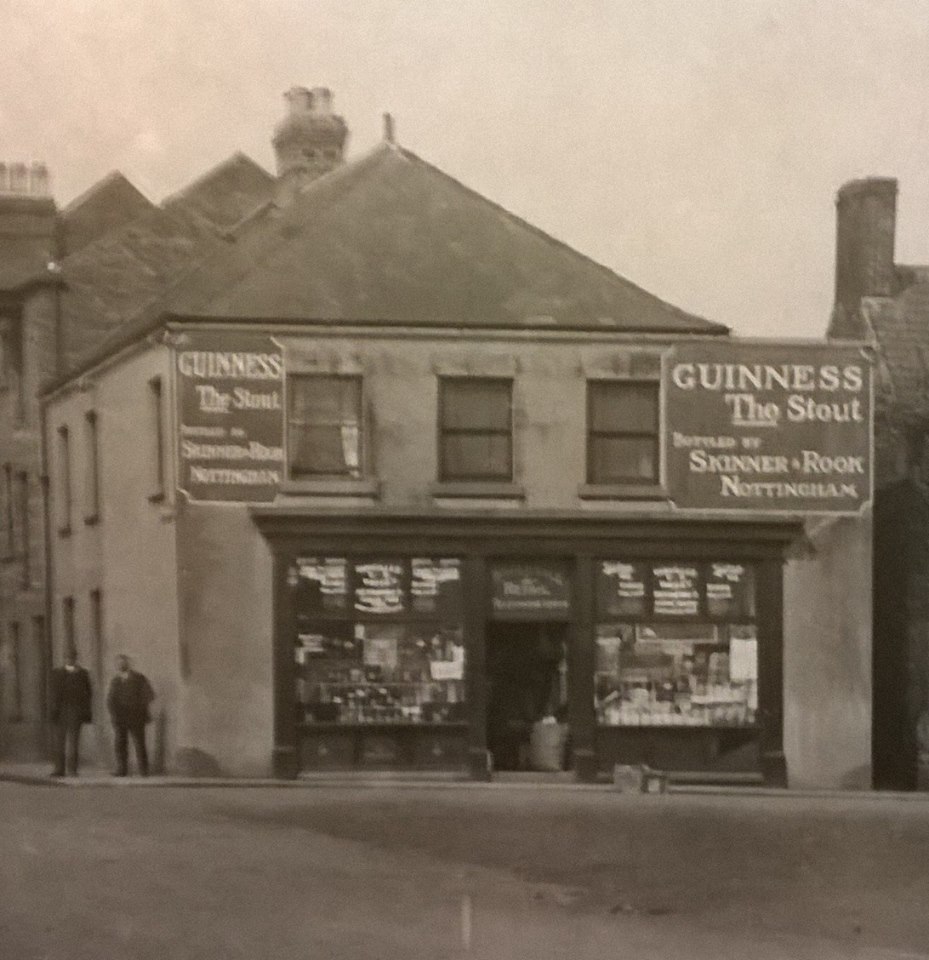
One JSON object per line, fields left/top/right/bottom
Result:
{"left": 3, "top": 463, "right": 13, "bottom": 556}
{"left": 148, "top": 377, "right": 165, "bottom": 502}
{"left": 437, "top": 377, "right": 514, "bottom": 483}
{"left": 286, "top": 374, "right": 365, "bottom": 481}
{"left": 17, "top": 470, "right": 29, "bottom": 587}
{"left": 57, "top": 426, "right": 72, "bottom": 536}
{"left": 90, "top": 588, "right": 104, "bottom": 714}
{"left": 84, "top": 410, "right": 100, "bottom": 523}
{"left": 62, "top": 596, "right": 76, "bottom": 656}
{"left": 6, "top": 621, "right": 22, "bottom": 720}
{"left": 586, "top": 379, "right": 660, "bottom": 485}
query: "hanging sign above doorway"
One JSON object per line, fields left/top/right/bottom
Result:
{"left": 490, "top": 562, "right": 571, "bottom": 620}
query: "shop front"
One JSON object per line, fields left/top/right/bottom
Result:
{"left": 254, "top": 511, "right": 800, "bottom": 785}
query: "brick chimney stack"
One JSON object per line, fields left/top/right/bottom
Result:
{"left": 272, "top": 86, "right": 348, "bottom": 203}
{"left": 833, "top": 178, "right": 898, "bottom": 332}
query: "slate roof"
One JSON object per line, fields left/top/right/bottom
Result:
{"left": 46, "top": 138, "right": 728, "bottom": 390}
{"left": 161, "top": 152, "right": 274, "bottom": 233}
{"left": 61, "top": 172, "right": 155, "bottom": 254}
{"left": 162, "top": 143, "right": 725, "bottom": 333}
{"left": 54, "top": 154, "right": 271, "bottom": 365}
{"left": 59, "top": 202, "right": 229, "bottom": 363}
{"left": 863, "top": 276, "right": 929, "bottom": 420}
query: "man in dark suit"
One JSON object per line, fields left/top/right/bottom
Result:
{"left": 107, "top": 654, "right": 155, "bottom": 777}
{"left": 49, "top": 649, "right": 93, "bottom": 777}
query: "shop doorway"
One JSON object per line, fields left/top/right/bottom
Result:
{"left": 485, "top": 622, "right": 569, "bottom": 772}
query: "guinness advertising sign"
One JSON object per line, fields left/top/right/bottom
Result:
{"left": 175, "top": 330, "right": 285, "bottom": 502}
{"left": 663, "top": 340, "right": 873, "bottom": 514}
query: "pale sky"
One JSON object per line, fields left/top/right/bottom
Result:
{"left": 3, "top": 0, "right": 929, "bottom": 337}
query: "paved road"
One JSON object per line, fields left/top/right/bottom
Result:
{"left": 2, "top": 783, "right": 928, "bottom": 959}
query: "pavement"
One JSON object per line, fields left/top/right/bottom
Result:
{"left": 4, "top": 759, "right": 929, "bottom": 801}
{"left": 3, "top": 776, "right": 929, "bottom": 959}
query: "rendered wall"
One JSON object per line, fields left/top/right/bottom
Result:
{"left": 783, "top": 513, "right": 872, "bottom": 789}
{"left": 46, "top": 343, "right": 181, "bottom": 771}
{"left": 173, "top": 503, "right": 274, "bottom": 776}
{"left": 281, "top": 332, "right": 667, "bottom": 508}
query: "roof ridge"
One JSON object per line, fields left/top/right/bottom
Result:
{"left": 393, "top": 145, "right": 724, "bottom": 332}
{"left": 161, "top": 151, "right": 273, "bottom": 209}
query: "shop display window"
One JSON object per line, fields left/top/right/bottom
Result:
{"left": 293, "top": 556, "right": 466, "bottom": 725}
{"left": 594, "top": 560, "right": 758, "bottom": 728}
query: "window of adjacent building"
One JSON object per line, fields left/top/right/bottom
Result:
{"left": 6, "top": 622, "right": 23, "bottom": 720}
{"left": 17, "top": 471, "right": 29, "bottom": 587}
{"left": 0, "top": 317, "right": 25, "bottom": 425}
{"left": 3, "top": 463, "right": 12, "bottom": 556}
{"left": 83, "top": 411, "right": 100, "bottom": 522}
{"left": 33, "top": 615, "right": 47, "bottom": 722}
{"left": 149, "top": 377, "right": 166, "bottom": 500}
{"left": 62, "top": 596, "right": 76, "bottom": 655}
{"left": 90, "top": 589, "right": 104, "bottom": 714}
{"left": 587, "top": 381, "right": 660, "bottom": 485}
{"left": 438, "top": 378, "right": 513, "bottom": 482}
{"left": 287, "top": 375, "right": 363, "bottom": 479}
{"left": 57, "top": 426, "right": 72, "bottom": 534}
{"left": 5, "top": 622, "right": 23, "bottom": 720}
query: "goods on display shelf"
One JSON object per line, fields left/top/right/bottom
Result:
{"left": 595, "top": 622, "right": 758, "bottom": 727}
{"left": 295, "top": 622, "right": 466, "bottom": 724}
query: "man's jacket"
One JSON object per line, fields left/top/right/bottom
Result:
{"left": 107, "top": 671, "right": 155, "bottom": 725}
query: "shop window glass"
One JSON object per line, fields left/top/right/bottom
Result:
{"left": 587, "top": 381, "right": 659, "bottom": 484}
{"left": 439, "top": 378, "right": 512, "bottom": 482}
{"left": 292, "top": 557, "right": 466, "bottom": 725}
{"left": 288, "top": 375, "right": 363, "bottom": 479}
{"left": 594, "top": 560, "right": 757, "bottom": 727}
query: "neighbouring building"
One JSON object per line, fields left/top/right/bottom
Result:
{"left": 0, "top": 161, "right": 60, "bottom": 760}
{"left": 0, "top": 130, "right": 275, "bottom": 764}
{"left": 38, "top": 87, "right": 873, "bottom": 787}
{"left": 829, "top": 177, "right": 929, "bottom": 790}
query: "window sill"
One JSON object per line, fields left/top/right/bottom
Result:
{"left": 280, "top": 478, "right": 381, "bottom": 498}
{"left": 578, "top": 483, "right": 669, "bottom": 501}
{"left": 429, "top": 481, "right": 525, "bottom": 499}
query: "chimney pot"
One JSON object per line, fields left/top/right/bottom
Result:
{"left": 284, "top": 86, "right": 313, "bottom": 114}
{"left": 272, "top": 85, "right": 348, "bottom": 203}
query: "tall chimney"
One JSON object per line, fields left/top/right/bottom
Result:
{"left": 272, "top": 86, "right": 348, "bottom": 203}
{"left": 833, "top": 178, "right": 898, "bottom": 329}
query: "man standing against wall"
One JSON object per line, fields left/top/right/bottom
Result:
{"left": 49, "top": 649, "right": 93, "bottom": 777}
{"left": 107, "top": 655, "right": 154, "bottom": 777}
